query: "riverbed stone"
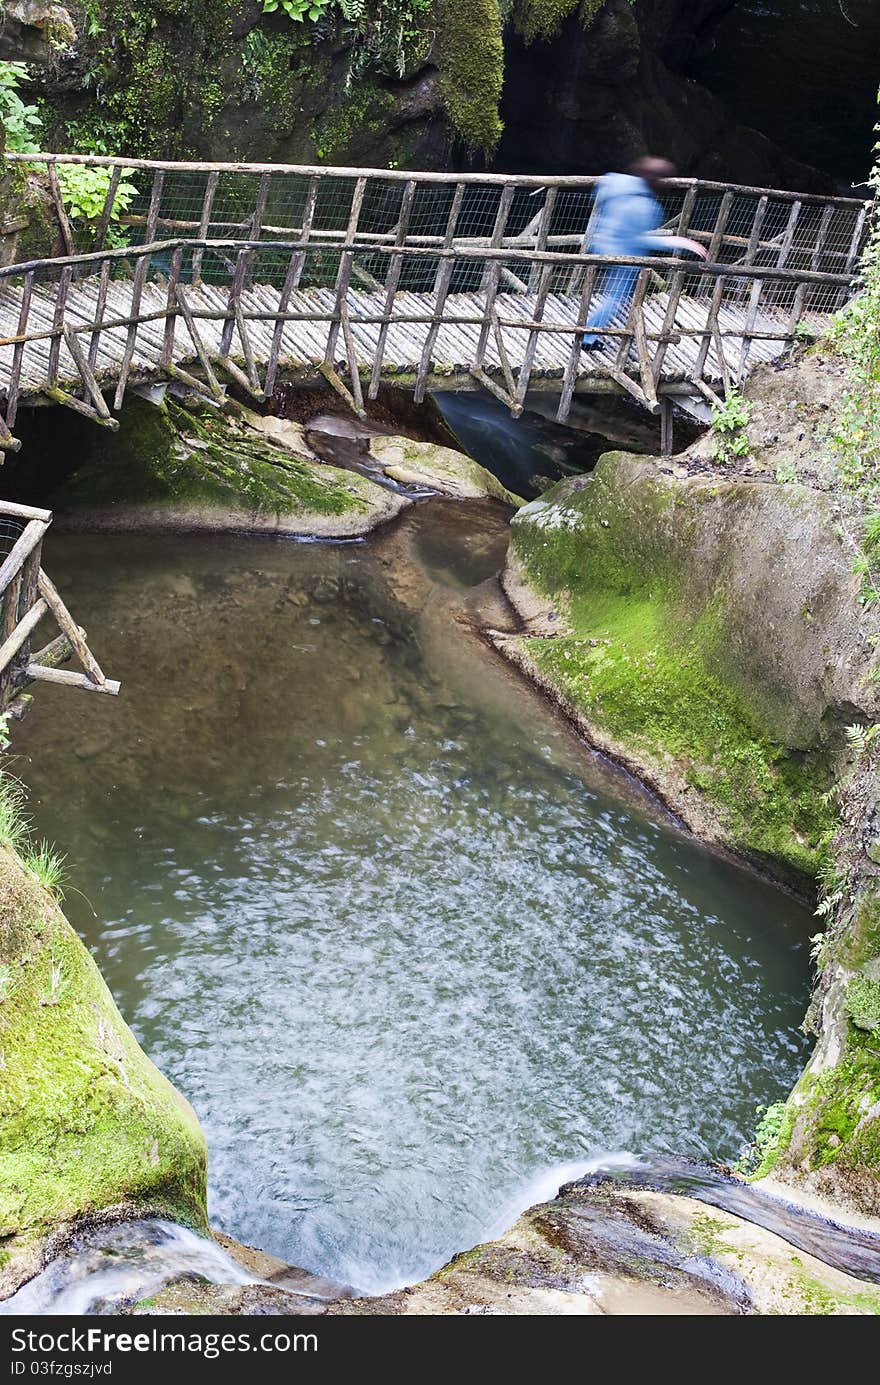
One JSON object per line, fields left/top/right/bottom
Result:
{"left": 367, "top": 435, "right": 524, "bottom": 507}
{"left": 326, "top": 1180, "right": 880, "bottom": 1316}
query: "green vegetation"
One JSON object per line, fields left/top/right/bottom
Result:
{"left": 826, "top": 118, "right": 880, "bottom": 502}
{"left": 0, "top": 63, "right": 43, "bottom": 153}
{"left": 50, "top": 395, "right": 373, "bottom": 520}
{"left": 511, "top": 0, "right": 605, "bottom": 45}
{"left": 710, "top": 387, "right": 752, "bottom": 465}
{"left": 55, "top": 164, "right": 138, "bottom": 247}
{"left": 0, "top": 851, "right": 207, "bottom": 1287}
{"left": 734, "top": 1100, "right": 791, "bottom": 1177}
{"left": 0, "top": 768, "right": 206, "bottom": 1290}
{"left": 24, "top": 0, "right": 618, "bottom": 161}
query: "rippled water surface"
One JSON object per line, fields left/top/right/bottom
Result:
{"left": 16, "top": 499, "right": 812, "bottom": 1292}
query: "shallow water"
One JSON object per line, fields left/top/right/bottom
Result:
{"left": 15, "top": 498, "right": 813, "bottom": 1293}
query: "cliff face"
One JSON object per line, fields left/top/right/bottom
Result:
{"left": 497, "top": 0, "right": 846, "bottom": 187}
{"left": 22, "top": 1, "right": 871, "bottom": 185}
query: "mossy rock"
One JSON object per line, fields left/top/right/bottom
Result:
{"left": 368, "top": 434, "right": 524, "bottom": 506}
{"left": 504, "top": 453, "right": 878, "bottom": 882}
{"left": 0, "top": 846, "right": 207, "bottom": 1297}
{"left": 47, "top": 394, "right": 405, "bottom": 536}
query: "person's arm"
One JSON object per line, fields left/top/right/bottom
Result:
{"left": 642, "top": 231, "right": 708, "bottom": 259}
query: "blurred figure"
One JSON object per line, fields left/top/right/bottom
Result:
{"left": 582, "top": 157, "right": 708, "bottom": 350}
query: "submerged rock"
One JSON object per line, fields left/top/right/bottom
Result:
{"left": 0, "top": 846, "right": 207, "bottom": 1299}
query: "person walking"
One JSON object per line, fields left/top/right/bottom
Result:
{"left": 581, "top": 157, "right": 708, "bottom": 350}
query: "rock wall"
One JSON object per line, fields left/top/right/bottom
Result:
{"left": 23, "top": 1, "right": 863, "bottom": 182}
{"left": 501, "top": 453, "right": 876, "bottom": 885}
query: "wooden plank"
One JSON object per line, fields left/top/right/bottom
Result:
{"left": 339, "top": 302, "right": 365, "bottom": 417}
{"left": 47, "top": 163, "right": 75, "bottom": 257}
{"left": 0, "top": 520, "right": 47, "bottom": 598}
{"left": 93, "top": 165, "right": 122, "bottom": 253}
{"left": 474, "top": 184, "right": 515, "bottom": 370}
{"left": 161, "top": 245, "right": 183, "bottom": 366}
{"left": 233, "top": 299, "right": 262, "bottom": 395}
{"left": 318, "top": 358, "right": 360, "bottom": 414}
{"left": 47, "top": 265, "right": 72, "bottom": 386}
{"left": 835, "top": 203, "right": 867, "bottom": 308}
{"left": 8, "top": 155, "right": 866, "bottom": 208}
{"left": 26, "top": 663, "right": 120, "bottom": 695}
{"left": 557, "top": 265, "right": 597, "bottom": 422}
{"left": 12, "top": 545, "right": 42, "bottom": 689}
{"left": 63, "top": 324, "right": 112, "bottom": 419}
{"left": 219, "top": 171, "right": 271, "bottom": 356}
{"left": 174, "top": 282, "right": 224, "bottom": 398}
{"left": 707, "top": 190, "right": 735, "bottom": 262}
{"left": 469, "top": 364, "right": 519, "bottom": 412}
{"left": 603, "top": 360, "right": 654, "bottom": 412}
{"left": 412, "top": 183, "right": 465, "bottom": 404}
{"left": 263, "top": 176, "right": 318, "bottom": 398}
{"left": 0, "top": 598, "right": 47, "bottom": 674}
{"left": 514, "top": 187, "right": 557, "bottom": 406}
{"left": 87, "top": 256, "right": 112, "bottom": 374}
{"left": 38, "top": 569, "right": 106, "bottom": 685}
{"left": 6, "top": 269, "right": 33, "bottom": 429}
{"left": 0, "top": 500, "right": 52, "bottom": 523}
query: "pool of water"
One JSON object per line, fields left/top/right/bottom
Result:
{"left": 14, "top": 497, "right": 813, "bottom": 1294}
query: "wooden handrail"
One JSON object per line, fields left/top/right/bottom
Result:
{"left": 4, "top": 152, "right": 869, "bottom": 208}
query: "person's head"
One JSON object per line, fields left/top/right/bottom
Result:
{"left": 628, "top": 156, "right": 677, "bottom": 192}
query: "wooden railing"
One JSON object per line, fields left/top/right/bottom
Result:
{"left": 0, "top": 153, "right": 869, "bottom": 432}
{"left": 0, "top": 500, "right": 119, "bottom": 713}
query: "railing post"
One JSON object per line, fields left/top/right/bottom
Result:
{"left": 263, "top": 175, "right": 319, "bottom": 400}
{"left": 113, "top": 170, "right": 164, "bottom": 411}
{"left": 324, "top": 176, "right": 367, "bottom": 370}
{"left": 369, "top": 178, "right": 416, "bottom": 401}
{"left": 413, "top": 182, "right": 465, "bottom": 404}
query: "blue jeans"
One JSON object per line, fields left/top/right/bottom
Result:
{"left": 582, "top": 266, "right": 638, "bottom": 347}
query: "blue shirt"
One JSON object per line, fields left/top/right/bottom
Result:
{"left": 588, "top": 173, "right": 670, "bottom": 259}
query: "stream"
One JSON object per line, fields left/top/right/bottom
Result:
{"left": 13, "top": 495, "right": 813, "bottom": 1296}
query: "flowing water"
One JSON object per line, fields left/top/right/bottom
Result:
{"left": 14, "top": 497, "right": 813, "bottom": 1294}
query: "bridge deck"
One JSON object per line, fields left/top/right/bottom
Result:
{"left": 0, "top": 276, "right": 827, "bottom": 409}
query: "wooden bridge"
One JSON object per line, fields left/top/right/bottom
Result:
{"left": 0, "top": 153, "right": 869, "bottom": 449}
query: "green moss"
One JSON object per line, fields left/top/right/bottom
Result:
{"left": 312, "top": 82, "right": 396, "bottom": 164}
{"left": 511, "top": 464, "right": 836, "bottom": 879}
{"left": 688, "top": 1212, "right": 735, "bottom": 1259}
{"left": 434, "top": 0, "right": 505, "bottom": 150}
{"left": 845, "top": 977, "right": 880, "bottom": 1031}
{"left": 512, "top": 0, "right": 598, "bottom": 44}
{"left": 785, "top": 1264, "right": 880, "bottom": 1315}
{"left": 50, "top": 396, "right": 368, "bottom": 519}
{"left": 0, "top": 843, "right": 207, "bottom": 1279}
{"left": 839, "top": 882, "right": 880, "bottom": 970}
{"left": 781, "top": 1026, "right": 880, "bottom": 1177}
